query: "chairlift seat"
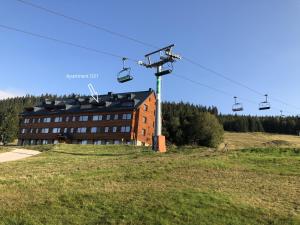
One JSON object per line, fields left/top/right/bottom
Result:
{"left": 232, "top": 103, "right": 243, "bottom": 112}
{"left": 259, "top": 102, "right": 271, "bottom": 110}
{"left": 117, "top": 67, "right": 133, "bottom": 83}
{"left": 117, "top": 74, "right": 133, "bottom": 83}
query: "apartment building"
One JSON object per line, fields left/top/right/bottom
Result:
{"left": 18, "top": 89, "right": 155, "bottom": 146}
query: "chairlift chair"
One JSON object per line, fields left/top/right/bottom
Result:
{"left": 232, "top": 96, "right": 243, "bottom": 112}
{"left": 117, "top": 58, "right": 133, "bottom": 83}
{"left": 259, "top": 94, "right": 271, "bottom": 110}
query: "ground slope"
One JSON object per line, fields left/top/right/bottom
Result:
{"left": 223, "top": 132, "right": 300, "bottom": 149}
{"left": 0, "top": 141, "right": 299, "bottom": 225}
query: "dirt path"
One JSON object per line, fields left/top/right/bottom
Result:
{"left": 0, "top": 149, "right": 41, "bottom": 163}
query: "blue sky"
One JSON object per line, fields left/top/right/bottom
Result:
{"left": 1, "top": 0, "right": 300, "bottom": 116}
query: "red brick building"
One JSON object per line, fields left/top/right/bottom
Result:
{"left": 18, "top": 89, "right": 156, "bottom": 146}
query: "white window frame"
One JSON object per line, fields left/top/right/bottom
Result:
{"left": 112, "top": 126, "right": 117, "bottom": 133}
{"left": 43, "top": 117, "right": 51, "bottom": 123}
{"left": 54, "top": 117, "right": 62, "bottom": 122}
{"left": 94, "top": 140, "right": 102, "bottom": 145}
{"left": 52, "top": 128, "right": 61, "bottom": 133}
{"left": 41, "top": 128, "right": 49, "bottom": 134}
{"left": 81, "top": 140, "right": 88, "bottom": 145}
{"left": 77, "top": 127, "right": 87, "bottom": 133}
{"left": 79, "top": 115, "right": 89, "bottom": 122}
{"left": 104, "top": 127, "right": 109, "bottom": 133}
{"left": 122, "top": 113, "right": 132, "bottom": 120}
{"left": 92, "top": 115, "right": 103, "bottom": 121}
{"left": 125, "top": 126, "right": 131, "bottom": 133}
{"left": 91, "top": 127, "right": 97, "bottom": 133}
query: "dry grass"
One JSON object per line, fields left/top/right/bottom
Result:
{"left": 222, "top": 132, "right": 300, "bottom": 150}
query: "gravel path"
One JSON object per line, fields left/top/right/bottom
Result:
{"left": 0, "top": 149, "right": 41, "bottom": 163}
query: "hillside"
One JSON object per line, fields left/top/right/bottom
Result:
{"left": 0, "top": 134, "right": 300, "bottom": 225}
{"left": 223, "top": 132, "right": 300, "bottom": 149}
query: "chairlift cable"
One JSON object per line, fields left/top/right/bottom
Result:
{"left": 0, "top": 24, "right": 139, "bottom": 63}
{"left": 14, "top": 0, "right": 300, "bottom": 112}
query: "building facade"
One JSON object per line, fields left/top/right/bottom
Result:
{"left": 18, "top": 89, "right": 155, "bottom": 146}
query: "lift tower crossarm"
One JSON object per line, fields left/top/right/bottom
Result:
{"left": 139, "top": 44, "right": 181, "bottom": 152}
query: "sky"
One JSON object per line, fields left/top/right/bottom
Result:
{"left": 1, "top": 0, "right": 300, "bottom": 116}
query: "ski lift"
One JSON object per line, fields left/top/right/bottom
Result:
{"left": 117, "top": 57, "right": 133, "bottom": 83}
{"left": 232, "top": 96, "right": 243, "bottom": 112}
{"left": 259, "top": 94, "right": 271, "bottom": 110}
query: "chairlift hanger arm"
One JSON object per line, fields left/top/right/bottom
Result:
{"left": 144, "top": 44, "right": 175, "bottom": 57}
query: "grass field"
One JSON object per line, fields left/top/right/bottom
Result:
{"left": 0, "top": 132, "right": 300, "bottom": 225}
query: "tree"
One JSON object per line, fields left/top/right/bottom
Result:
{"left": 188, "top": 112, "right": 224, "bottom": 148}
{"left": 0, "top": 107, "right": 18, "bottom": 145}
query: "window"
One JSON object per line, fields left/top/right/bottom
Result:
{"left": 54, "top": 117, "right": 62, "bottom": 122}
{"left": 114, "top": 114, "right": 118, "bottom": 120}
{"left": 77, "top": 127, "right": 87, "bottom": 133}
{"left": 106, "top": 115, "right": 111, "bottom": 120}
{"left": 41, "top": 128, "right": 49, "bottom": 133}
{"left": 112, "top": 126, "right": 117, "bottom": 133}
{"left": 104, "top": 127, "right": 109, "bottom": 133}
{"left": 81, "top": 140, "right": 88, "bottom": 145}
{"left": 65, "top": 116, "right": 70, "bottom": 122}
{"left": 43, "top": 117, "right": 51, "bottom": 123}
{"left": 114, "top": 140, "right": 120, "bottom": 145}
{"left": 21, "top": 128, "right": 26, "bottom": 134}
{"left": 143, "top": 116, "right": 147, "bottom": 123}
{"left": 92, "top": 115, "right": 103, "bottom": 121}
{"left": 91, "top": 127, "right": 97, "bottom": 133}
{"left": 94, "top": 140, "right": 102, "bottom": 145}
{"left": 32, "top": 118, "right": 35, "bottom": 123}
{"left": 142, "top": 129, "right": 146, "bottom": 136}
{"left": 37, "top": 118, "right": 41, "bottom": 123}
{"left": 42, "top": 140, "right": 48, "bottom": 145}
{"left": 24, "top": 118, "right": 30, "bottom": 124}
{"left": 79, "top": 116, "right": 89, "bottom": 121}
{"left": 30, "top": 128, "right": 33, "bottom": 133}
{"left": 121, "top": 126, "right": 131, "bottom": 133}
{"left": 36, "top": 128, "right": 39, "bottom": 134}
{"left": 30, "top": 140, "right": 35, "bottom": 145}
{"left": 122, "top": 113, "right": 132, "bottom": 120}
{"left": 72, "top": 116, "right": 76, "bottom": 122}
{"left": 63, "top": 128, "right": 68, "bottom": 133}
{"left": 70, "top": 128, "right": 74, "bottom": 133}
{"left": 144, "top": 104, "right": 148, "bottom": 111}
{"left": 52, "top": 128, "right": 61, "bottom": 133}
{"left": 54, "top": 140, "right": 59, "bottom": 145}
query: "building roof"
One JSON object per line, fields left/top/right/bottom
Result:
{"left": 21, "top": 89, "right": 154, "bottom": 116}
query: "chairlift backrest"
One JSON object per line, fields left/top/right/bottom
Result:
{"left": 117, "top": 58, "right": 133, "bottom": 83}
{"left": 259, "top": 94, "right": 271, "bottom": 110}
{"left": 232, "top": 96, "right": 243, "bottom": 112}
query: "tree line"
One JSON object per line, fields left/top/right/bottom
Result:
{"left": 0, "top": 95, "right": 299, "bottom": 146}
{"left": 219, "top": 114, "right": 300, "bottom": 135}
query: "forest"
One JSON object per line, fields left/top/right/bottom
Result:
{"left": 0, "top": 95, "right": 299, "bottom": 146}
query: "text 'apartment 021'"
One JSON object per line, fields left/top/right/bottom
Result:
{"left": 18, "top": 89, "right": 155, "bottom": 146}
